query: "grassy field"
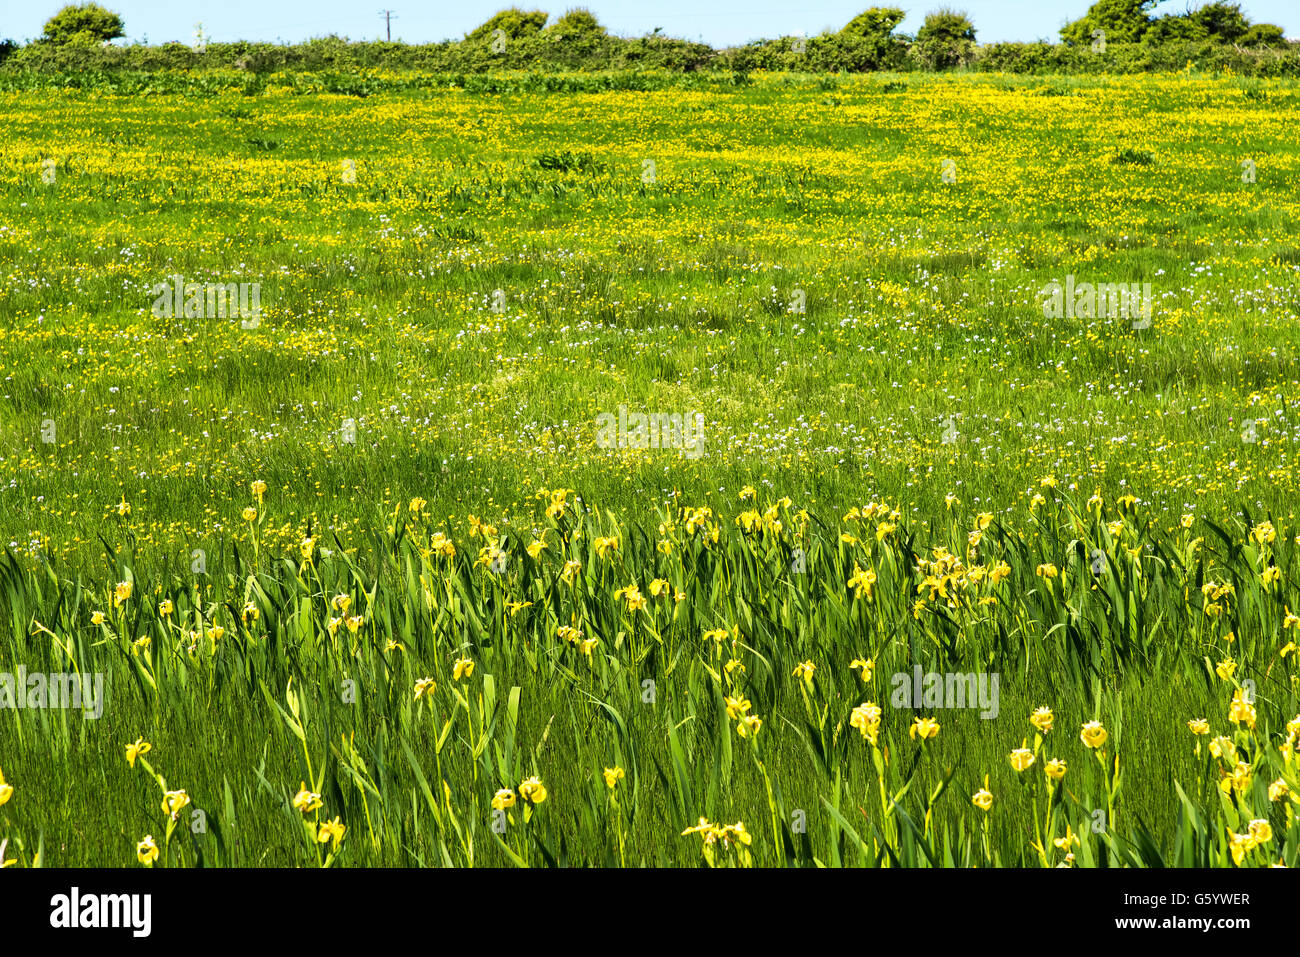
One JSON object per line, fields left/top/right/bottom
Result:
{"left": 0, "top": 71, "right": 1298, "bottom": 867}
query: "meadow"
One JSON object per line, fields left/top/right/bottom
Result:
{"left": 0, "top": 70, "right": 1298, "bottom": 867}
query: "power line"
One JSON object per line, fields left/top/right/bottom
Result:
{"left": 378, "top": 10, "right": 398, "bottom": 42}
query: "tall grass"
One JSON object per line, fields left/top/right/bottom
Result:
{"left": 0, "top": 486, "right": 1295, "bottom": 866}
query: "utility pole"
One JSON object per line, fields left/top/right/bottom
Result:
{"left": 379, "top": 10, "right": 397, "bottom": 42}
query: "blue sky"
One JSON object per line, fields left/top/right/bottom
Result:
{"left": 6, "top": 1, "right": 1297, "bottom": 46}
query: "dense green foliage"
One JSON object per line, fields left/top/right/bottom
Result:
{"left": 40, "top": 2, "right": 125, "bottom": 45}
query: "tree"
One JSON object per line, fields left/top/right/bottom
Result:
{"left": 913, "top": 8, "right": 976, "bottom": 69}
{"left": 837, "top": 7, "right": 910, "bottom": 69}
{"left": 41, "top": 3, "right": 125, "bottom": 44}
{"left": 839, "top": 6, "right": 907, "bottom": 40}
{"left": 465, "top": 8, "right": 549, "bottom": 43}
{"left": 1141, "top": 14, "right": 1207, "bottom": 44}
{"left": 1189, "top": 2, "right": 1249, "bottom": 42}
{"left": 1142, "top": 3, "right": 1286, "bottom": 48}
{"left": 1060, "top": 0, "right": 1156, "bottom": 46}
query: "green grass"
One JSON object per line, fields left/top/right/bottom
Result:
{"left": 0, "top": 71, "right": 1298, "bottom": 867}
